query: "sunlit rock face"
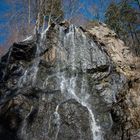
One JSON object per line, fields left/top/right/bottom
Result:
{"left": 0, "top": 23, "right": 129, "bottom": 140}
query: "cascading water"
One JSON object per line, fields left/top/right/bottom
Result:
{"left": 0, "top": 21, "right": 129, "bottom": 140}
{"left": 54, "top": 105, "right": 60, "bottom": 140}
{"left": 57, "top": 25, "right": 103, "bottom": 140}
{"left": 18, "top": 25, "right": 50, "bottom": 88}
{"left": 18, "top": 49, "right": 40, "bottom": 88}
{"left": 80, "top": 76, "right": 102, "bottom": 140}
{"left": 19, "top": 28, "right": 50, "bottom": 139}
{"left": 60, "top": 74, "right": 102, "bottom": 140}
{"left": 15, "top": 24, "right": 114, "bottom": 140}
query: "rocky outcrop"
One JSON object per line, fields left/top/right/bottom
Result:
{"left": 0, "top": 22, "right": 139, "bottom": 140}
{"left": 87, "top": 23, "right": 140, "bottom": 139}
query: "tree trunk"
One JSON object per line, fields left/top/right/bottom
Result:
{"left": 28, "top": 0, "right": 31, "bottom": 25}
{"left": 136, "top": 0, "right": 140, "bottom": 9}
{"left": 48, "top": 0, "right": 53, "bottom": 26}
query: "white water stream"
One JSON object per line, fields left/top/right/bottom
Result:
{"left": 56, "top": 25, "right": 103, "bottom": 140}
{"left": 19, "top": 24, "right": 103, "bottom": 140}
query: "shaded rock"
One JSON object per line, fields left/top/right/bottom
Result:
{"left": 0, "top": 22, "right": 139, "bottom": 140}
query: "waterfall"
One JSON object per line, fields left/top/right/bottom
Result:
{"left": 69, "top": 25, "right": 76, "bottom": 70}
{"left": 57, "top": 25, "right": 103, "bottom": 140}
{"left": 18, "top": 24, "right": 106, "bottom": 140}
{"left": 18, "top": 57, "right": 40, "bottom": 88}
{"left": 20, "top": 106, "right": 34, "bottom": 140}
{"left": 18, "top": 27, "right": 50, "bottom": 139}
{"left": 59, "top": 73, "right": 102, "bottom": 140}
{"left": 80, "top": 77, "right": 102, "bottom": 140}
{"left": 54, "top": 105, "right": 60, "bottom": 140}
{"left": 18, "top": 26, "right": 48, "bottom": 88}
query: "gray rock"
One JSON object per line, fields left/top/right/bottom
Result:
{"left": 0, "top": 23, "right": 130, "bottom": 140}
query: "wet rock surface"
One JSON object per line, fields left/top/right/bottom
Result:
{"left": 0, "top": 22, "right": 139, "bottom": 140}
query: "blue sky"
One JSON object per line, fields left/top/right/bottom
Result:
{"left": 0, "top": 0, "right": 139, "bottom": 47}
{"left": 0, "top": 0, "right": 121, "bottom": 46}
{"left": 0, "top": 0, "right": 110, "bottom": 46}
{"left": 0, "top": 0, "right": 11, "bottom": 45}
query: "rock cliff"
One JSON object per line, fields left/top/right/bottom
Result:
{"left": 0, "top": 22, "right": 139, "bottom": 140}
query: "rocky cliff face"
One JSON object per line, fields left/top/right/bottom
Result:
{"left": 0, "top": 22, "right": 139, "bottom": 140}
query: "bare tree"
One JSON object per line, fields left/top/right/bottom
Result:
{"left": 28, "top": 0, "right": 31, "bottom": 25}
{"left": 62, "top": 0, "right": 84, "bottom": 22}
